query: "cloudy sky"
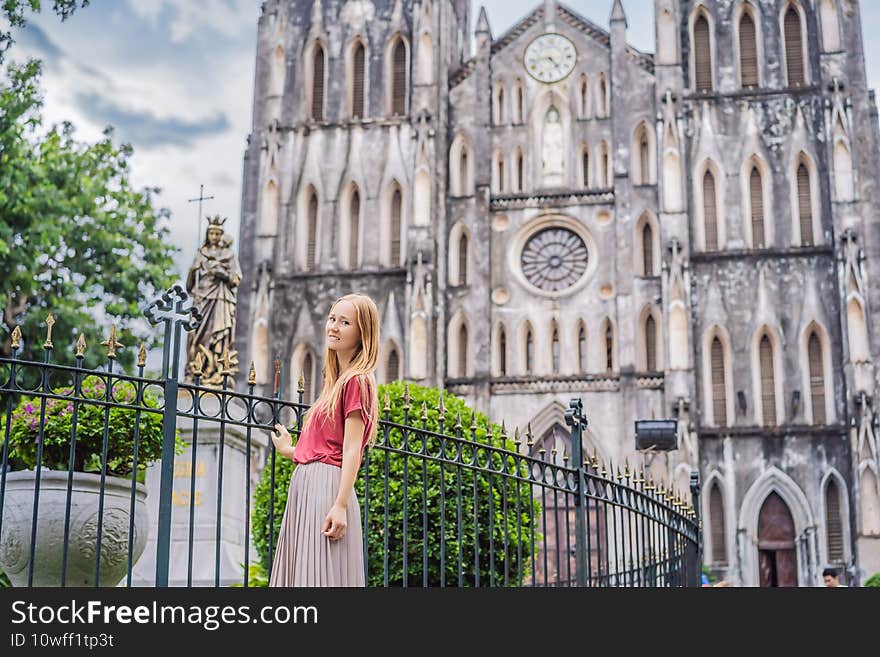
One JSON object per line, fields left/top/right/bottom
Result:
{"left": 6, "top": 0, "right": 880, "bottom": 280}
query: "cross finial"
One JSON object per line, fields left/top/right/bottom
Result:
{"left": 44, "top": 313, "right": 56, "bottom": 350}
{"left": 101, "top": 324, "right": 124, "bottom": 359}
{"left": 188, "top": 184, "right": 215, "bottom": 242}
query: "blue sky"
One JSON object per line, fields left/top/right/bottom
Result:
{"left": 6, "top": 0, "right": 880, "bottom": 280}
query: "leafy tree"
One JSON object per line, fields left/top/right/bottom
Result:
{"left": 1, "top": 1, "right": 90, "bottom": 63}
{"left": 0, "top": 61, "right": 178, "bottom": 371}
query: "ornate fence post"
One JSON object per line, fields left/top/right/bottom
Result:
{"left": 143, "top": 285, "right": 202, "bottom": 587}
{"left": 564, "top": 398, "right": 589, "bottom": 587}
{"left": 689, "top": 468, "right": 702, "bottom": 587}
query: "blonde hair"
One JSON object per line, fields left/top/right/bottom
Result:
{"left": 300, "top": 293, "right": 380, "bottom": 447}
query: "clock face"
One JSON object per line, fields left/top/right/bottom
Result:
{"left": 524, "top": 33, "right": 577, "bottom": 83}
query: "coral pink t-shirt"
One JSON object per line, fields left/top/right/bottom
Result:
{"left": 293, "top": 376, "right": 374, "bottom": 468}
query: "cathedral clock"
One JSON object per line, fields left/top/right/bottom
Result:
{"left": 524, "top": 33, "right": 577, "bottom": 83}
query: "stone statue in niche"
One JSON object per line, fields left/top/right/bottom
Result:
{"left": 542, "top": 106, "right": 564, "bottom": 186}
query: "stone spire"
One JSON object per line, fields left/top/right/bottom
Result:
{"left": 611, "top": 0, "right": 627, "bottom": 26}
{"left": 475, "top": 6, "right": 491, "bottom": 50}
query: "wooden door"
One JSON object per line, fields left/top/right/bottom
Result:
{"left": 757, "top": 492, "right": 798, "bottom": 587}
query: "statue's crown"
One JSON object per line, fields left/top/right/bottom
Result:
{"left": 208, "top": 215, "right": 227, "bottom": 228}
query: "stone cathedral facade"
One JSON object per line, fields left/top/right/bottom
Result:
{"left": 234, "top": 0, "right": 880, "bottom": 586}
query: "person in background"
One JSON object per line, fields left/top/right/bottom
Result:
{"left": 822, "top": 567, "right": 847, "bottom": 587}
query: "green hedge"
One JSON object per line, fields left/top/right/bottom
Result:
{"left": 251, "top": 381, "right": 541, "bottom": 586}
{"left": 864, "top": 572, "right": 880, "bottom": 588}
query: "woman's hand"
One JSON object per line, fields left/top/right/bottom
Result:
{"left": 271, "top": 423, "right": 296, "bottom": 460}
{"left": 322, "top": 503, "right": 347, "bottom": 541}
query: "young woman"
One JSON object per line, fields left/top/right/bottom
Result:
{"left": 268, "top": 293, "right": 380, "bottom": 587}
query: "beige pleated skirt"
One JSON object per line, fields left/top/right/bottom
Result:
{"left": 268, "top": 460, "right": 365, "bottom": 587}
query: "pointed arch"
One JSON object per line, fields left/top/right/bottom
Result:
{"left": 413, "top": 167, "right": 431, "bottom": 226}
{"left": 821, "top": 0, "right": 841, "bottom": 52}
{"left": 577, "top": 321, "right": 587, "bottom": 373}
{"left": 782, "top": 2, "right": 808, "bottom": 87}
{"left": 349, "top": 38, "right": 368, "bottom": 118}
{"left": 416, "top": 32, "right": 433, "bottom": 84}
{"left": 259, "top": 178, "right": 279, "bottom": 235}
{"left": 846, "top": 297, "right": 870, "bottom": 363}
{"left": 737, "top": 5, "right": 760, "bottom": 89}
{"left": 596, "top": 73, "right": 608, "bottom": 118}
{"left": 663, "top": 150, "right": 683, "bottom": 212}
{"left": 450, "top": 133, "right": 473, "bottom": 196}
{"left": 600, "top": 317, "right": 615, "bottom": 372}
{"left": 493, "top": 150, "right": 505, "bottom": 193}
{"left": 801, "top": 321, "right": 834, "bottom": 425}
{"left": 447, "top": 312, "right": 471, "bottom": 378}
{"left": 551, "top": 320, "right": 560, "bottom": 374}
{"left": 639, "top": 305, "right": 662, "bottom": 372}
{"left": 448, "top": 222, "right": 471, "bottom": 287}
{"left": 524, "top": 321, "right": 535, "bottom": 375}
{"left": 292, "top": 344, "right": 318, "bottom": 403}
{"left": 495, "top": 322, "right": 508, "bottom": 377}
{"left": 514, "top": 78, "right": 524, "bottom": 124}
{"left": 580, "top": 143, "right": 590, "bottom": 188}
{"left": 657, "top": 9, "right": 676, "bottom": 65}
{"left": 691, "top": 6, "right": 714, "bottom": 92}
{"left": 742, "top": 155, "right": 772, "bottom": 248}
{"left": 703, "top": 326, "right": 734, "bottom": 427}
{"left": 635, "top": 212, "right": 660, "bottom": 276}
{"left": 792, "top": 152, "right": 820, "bottom": 246}
{"left": 494, "top": 82, "right": 506, "bottom": 125}
{"left": 384, "top": 341, "right": 401, "bottom": 383}
{"left": 708, "top": 479, "right": 728, "bottom": 564}
{"left": 578, "top": 74, "right": 589, "bottom": 118}
{"left": 307, "top": 41, "right": 325, "bottom": 121}
{"left": 596, "top": 141, "right": 611, "bottom": 188}
{"left": 632, "top": 122, "right": 655, "bottom": 185}
{"left": 833, "top": 139, "right": 854, "bottom": 202}
{"left": 669, "top": 302, "right": 689, "bottom": 370}
{"left": 860, "top": 465, "right": 880, "bottom": 535}
{"left": 343, "top": 182, "right": 361, "bottom": 269}
{"left": 696, "top": 160, "right": 723, "bottom": 251}
{"left": 270, "top": 45, "right": 285, "bottom": 98}
{"left": 821, "top": 471, "right": 847, "bottom": 564}
{"left": 387, "top": 34, "right": 409, "bottom": 116}
{"left": 514, "top": 148, "right": 525, "bottom": 192}
{"left": 752, "top": 327, "right": 783, "bottom": 427}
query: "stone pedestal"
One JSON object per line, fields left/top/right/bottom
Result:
{"left": 131, "top": 395, "right": 269, "bottom": 586}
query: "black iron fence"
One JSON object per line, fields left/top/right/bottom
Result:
{"left": 0, "top": 286, "right": 701, "bottom": 587}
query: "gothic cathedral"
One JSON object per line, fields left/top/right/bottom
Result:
{"left": 235, "top": 0, "right": 880, "bottom": 586}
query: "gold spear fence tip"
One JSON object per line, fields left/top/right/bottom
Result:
{"left": 600, "top": 460, "right": 607, "bottom": 477}
{"left": 469, "top": 412, "right": 478, "bottom": 431}
{"left": 624, "top": 460, "right": 631, "bottom": 478}
{"left": 403, "top": 383, "right": 411, "bottom": 409}
{"left": 75, "top": 333, "right": 87, "bottom": 358}
{"left": 420, "top": 401, "right": 428, "bottom": 421}
{"left": 137, "top": 343, "right": 148, "bottom": 367}
{"left": 297, "top": 374, "right": 305, "bottom": 393}
{"left": 454, "top": 411, "right": 463, "bottom": 429}
{"left": 526, "top": 422, "right": 534, "bottom": 446}
{"left": 514, "top": 426, "right": 521, "bottom": 445}
{"left": 43, "top": 313, "right": 56, "bottom": 349}
{"left": 248, "top": 361, "right": 257, "bottom": 386}
{"left": 192, "top": 352, "right": 205, "bottom": 377}
{"left": 101, "top": 323, "right": 123, "bottom": 359}
{"left": 11, "top": 325, "right": 22, "bottom": 349}
{"left": 436, "top": 396, "right": 445, "bottom": 416}
{"left": 383, "top": 393, "right": 391, "bottom": 412}
{"left": 592, "top": 449, "right": 599, "bottom": 469}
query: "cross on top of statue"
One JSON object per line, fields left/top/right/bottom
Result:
{"left": 188, "top": 184, "right": 215, "bottom": 243}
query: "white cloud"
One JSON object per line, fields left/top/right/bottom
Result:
{"left": 126, "top": 0, "right": 257, "bottom": 43}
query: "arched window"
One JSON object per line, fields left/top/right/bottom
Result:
{"left": 582, "top": 148, "right": 590, "bottom": 188}
{"left": 498, "top": 156, "right": 505, "bottom": 193}
{"left": 458, "top": 233, "right": 468, "bottom": 286}
{"left": 645, "top": 314, "right": 657, "bottom": 371}
{"left": 307, "top": 190, "right": 318, "bottom": 270}
{"left": 515, "top": 151, "right": 524, "bottom": 192}
{"left": 579, "top": 75, "right": 588, "bottom": 118}
{"left": 459, "top": 147, "right": 469, "bottom": 195}
{"left": 694, "top": 12, "right": 713, "bottom": 92}
{"left": 525, "top": 326, "right": 534, "bottom": 374}
{"left": 578, "top": 324, "right": 587, "bottom": 373}
{"left": 458, "top": 323, "right": 468, "bottom": 377}
{"left": 515, "top": 80, "right": 524, "bottom": 124}
{"left": 551, "top": 325, "right": 560, "bottom": 374}
{"left": 598, "top": 142, "right": 610, "bottom": 187}
{"left": 387, "top": 348, "right": 400, "bottom": 382}
{"left": 797, "top": 162, "right": 813, "bottom": 246}
{"left": 808, "top": 331, "right": 826, "bottom": 424}
{"left": 703, "top": 169, "right": 718, "bottom": 250}
{"left": 710, "top": 483, "right": 727, "bottom": 564}
{"left": 311, "top": 44, "right": 325, "bottom": 121}
{"left": 497, "top": 85, "right": 505, "bottom": 124}
{"left": 597, "top": 74, "right": 608, "bottom": 118}
{"left": 759, "top": 334, "right": 777, "bottom": 426}
{"left": 711, "top": 336, "right": 727, "bottom": 426}
{"left": 390, "top": 186, "right": 402, "bottom": 265}
{"left": 642, "top": 222, "right": 654, "bottom": 276}
{"left": 352, "top": 41, "right": 366, "bottom": 118}
{"left": 604, "top": 321, "right": 614, "bottom": 372}
{"left": 302, "top": 352, "right": 314, "bottom": 402}
{"left": 784, "top": 5, "right": 806, "bottom": 87}
{"left": 825, "top": 478, "right": 844, "bottom": 562}
{"left": 739, "top": 12, "right": 759, "bottom": 88}
{"left": 499, "top": 326, "right": 507, "bottom": 376}
{"left": 750, "top": 166, "right": 765, "bottom": 248}
{"left": 391, "top": 37, "right": 407, "bottom": 116}
{"left": 349, "top": 188, "right": 360, "bottom": 267}
{"left": 638, "top": 126, "right": 650, "bottom": 184}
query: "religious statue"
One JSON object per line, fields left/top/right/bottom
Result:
{"left": 542, "top": 105, "right": 565, "bottom": 186}
{"left": 185, "top": 215, "right": 243, "bottom": 385}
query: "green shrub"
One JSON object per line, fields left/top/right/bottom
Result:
{"left": 864, "top": 572, "right": 880, "bottom": 588}
{"left": 252, "top": 381, "right": 541, "bottom": 586}
{"left": 4, "top": 375, "right": 182, "bottom": 478}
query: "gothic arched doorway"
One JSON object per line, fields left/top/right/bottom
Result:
{"left": 757, "top": 492, "right": 798, "bottom": 587}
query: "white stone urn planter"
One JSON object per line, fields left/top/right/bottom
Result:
{"left": 0, "top": 470, "right": 148, "bottom": 587}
